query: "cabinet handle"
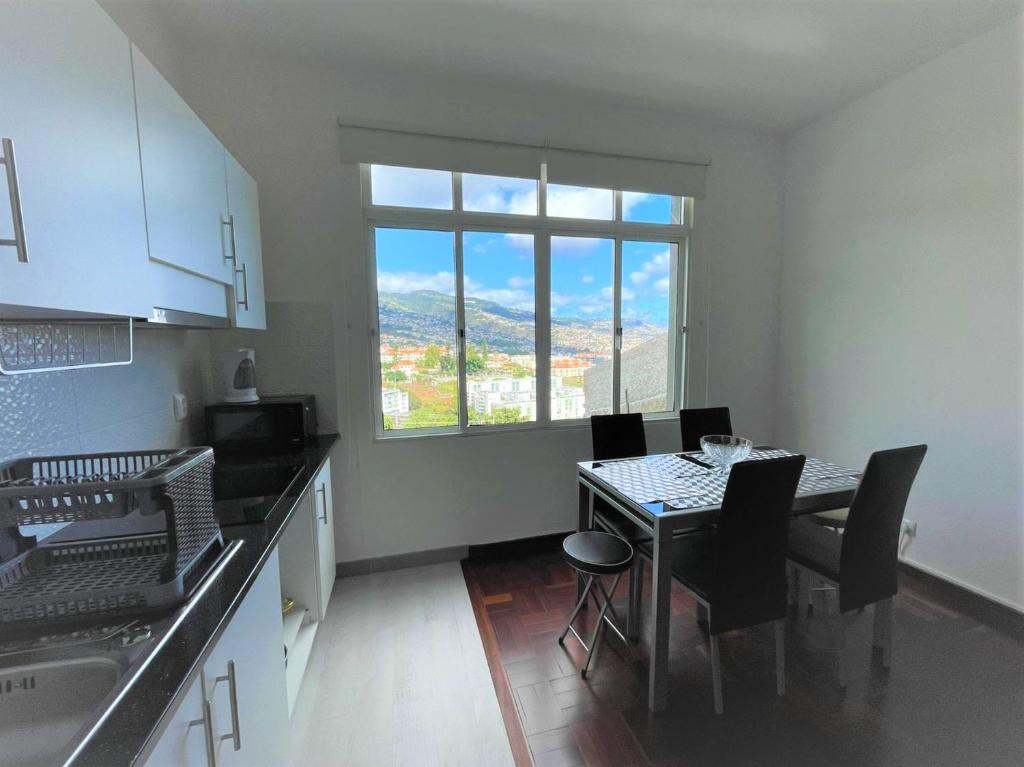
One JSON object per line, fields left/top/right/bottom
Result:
{"left": 222, "top": 213, "right": 237, "bottom": 264}
{"left": 235, "top": 262, "right": 249, "bottom": 310}
{"left": 0, "top": 138, "right": 28, "bottom": 263}
{"left": 316, "top": 484, "right": 328, "bottom": 524}
{"left": 213, "top": 659, "right": 242, "bottom": 751}
{"left": 187, "top": 698, "right": 218, "bottom": 767}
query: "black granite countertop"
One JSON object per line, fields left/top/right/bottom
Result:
{"left": 2, "top": 434, "right": 338, "bottom": 767}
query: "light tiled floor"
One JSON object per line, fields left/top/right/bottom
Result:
{"left": 288, "top": 562, "right": 516, "bottom": 767}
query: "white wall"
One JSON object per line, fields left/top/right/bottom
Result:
{"left": 778, "top": 17, "right": 1024, "bottom": 609}
{"left": 119, "top": 45, "right": 782, "bottom": 563}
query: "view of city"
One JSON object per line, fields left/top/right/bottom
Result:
{"left": 370, "top": 171, "right": 682, "bottom": 431}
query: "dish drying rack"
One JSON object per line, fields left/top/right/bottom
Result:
{"left": 0, "top": 447, "right": 223, "bottom": 626}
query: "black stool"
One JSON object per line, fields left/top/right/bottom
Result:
{"left": 558, "top": 531, "right": 634, "bottom": 678}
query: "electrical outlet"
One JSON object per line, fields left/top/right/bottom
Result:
{"left": 173, "top": 393, "right": 189, "bottom": 422}
{"left": 902, "top": 519, "right": 918, "bottom": 536}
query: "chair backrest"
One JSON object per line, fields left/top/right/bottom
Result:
{"left": 590, "top": 413, "right": 647, "bottom": 461}
{"left": 839, "top": 445, "right": 927, "bottom": 612}
{"left": 680, "top": 407, "right": 733, "bottom": 452}
{"left": 710, "top": 455, "right": 806, "bottom": 635}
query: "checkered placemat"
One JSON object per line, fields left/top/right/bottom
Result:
{"left": 590, "top": 449, "right": 859, "bottom": 509}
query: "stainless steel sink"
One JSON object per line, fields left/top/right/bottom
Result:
{"left": 0, "top": 656, "right": 122, "bottom": 767}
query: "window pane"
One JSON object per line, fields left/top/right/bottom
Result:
{"left": 622, "top": 192, "right": 679, "bottom": 224}
{"left": 546, "top": 183, "right": 613, "bottom": 220}
{"left": 620, "top": 241, "right": 677, "bottom": 414}
{"left": 463, "top": 174, "right": 538, "bottom": 215}
{"left": 374, "top": 228, "right": 459, "bottom": 430}
{"left": 463, "top": 232, "right": 536, "bottom": 425}
{"left": 550, "top": 236, "right": 614, "bottom": 419}
{"left": 370, "top": 165, "right": 453, "bottom": 209}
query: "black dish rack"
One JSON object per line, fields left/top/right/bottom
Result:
{"left": 0, "top": 447, "right": 223, "bottom": 626}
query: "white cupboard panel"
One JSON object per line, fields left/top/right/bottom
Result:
{"left": 0, "top": 1, "right": 151, "bottom": 318}
{"left": 142, "top": 674, "right": 209, "bottom": 767}
{"left": 132, "top": 44, "right": 232, "bottom": 285}
{"left": 203, "top": 549, "right": 289, "bottom": 767}
{"left": 224, "top": 151, "right": 266, "bottom": 329}
{"left": 313, "top": 458, "right": 336, "bottom": 619}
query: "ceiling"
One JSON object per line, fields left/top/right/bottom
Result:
{"left": 110, "top": 0, "right": 1021, "bottom": 132}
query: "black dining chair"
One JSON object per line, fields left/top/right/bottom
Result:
{"left": 787, "top": 445, "right": 927, "bottom": 686}
{"left": 663, "top": 455, "right": 806, "bottom": 714}
{"left": 589, "top": 414, "right": 649, "bottom": 639}
{"left": 680, "top": 406, "right": 733, "bottom": 452}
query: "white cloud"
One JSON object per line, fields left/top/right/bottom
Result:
{"left": 370, "top": 165, "right": 452, "bottom": 209}
{"left": 655, "top": 277, "right": 670, "bottom": 295}
{"left": 630, "top": 271, "right": 649, "bottom": 285}
{"left": 597, "top": 285, "right": 633, "bottom": 302}
{"left": 463, "top": 175, "right": 537, "bottom": 215}
{"left": 466, "top": 287, "right": 534, "bottom": 311}
{"left": 377, "top": 270, "right": 455, "bottom": 294}
{"left": 581, "top": 274, "right": 595, "bottom": 284}
{"left": 547, "top": 185, "right": 612, "bottom": 221}
{"left": 551, "top": 235, "right": 606, "bottom": 254}
{"left": 507, "top": 275, "right": 533, "bottom": 289}
{"left": 621, "top": 191, "right": 652, "bottom": 217}
{"left": 551, "top": 292, "right": 574, "bottom": 308}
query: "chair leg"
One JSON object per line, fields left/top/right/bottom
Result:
{"left": 710, "top": 634, "right": 724, "bottom": 714}
{"left": 627, "top": 558, "right": 642, "bottom": 640}
{"left": 836, "top": 611, "right": 857, "bottom": 688}
{"left": 558, "top": 576, "right": 594, "bottom": 645}
{"left": 872, "top": 597, "right": 894, "bottom": 668}
{"left": 581, "top": 585, "right": 614, "bottom": 678}
{"left": 775, "top": 619, "right": 786, "bottom": 696}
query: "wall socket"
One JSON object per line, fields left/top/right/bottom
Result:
{"left": 902, "top": 519, "right": 918, "bottom": 536}
{"left": 173, "top": 393, "right": 189, "bottom": 422}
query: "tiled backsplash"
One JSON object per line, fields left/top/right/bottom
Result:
{"left": 0, "top": 328, "right": 211, "bottom": 463}
{"left": 0, "top": 300, "right": 337, "bottom": 465}
{"left": 206, "top": 301, "right": 338, "bottom": 433}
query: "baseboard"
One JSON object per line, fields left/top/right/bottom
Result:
{"left": 898, "top": 559, "right": 1024, "bottom": 637}
{"left": 336, "top": 544, "right": 468, "bottom": 577}
{"left": 467, "top": 531, "right": 571, "bottom": 561}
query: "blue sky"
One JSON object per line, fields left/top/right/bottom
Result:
{"left": 373, "top": 169, "right": 676, "bottom": 326}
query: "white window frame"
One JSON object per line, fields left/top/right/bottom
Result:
{"left": 361, "top": 164, "right": 694, "bottom": 439}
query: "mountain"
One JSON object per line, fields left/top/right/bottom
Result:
{"left": 378, "top": 290, "right": 663, "bottom": 355}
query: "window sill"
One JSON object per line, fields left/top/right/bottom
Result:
{"left": 372, "top": 411, "right": 680, "bottom": 443}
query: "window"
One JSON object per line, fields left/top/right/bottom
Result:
{"left": 364, "top": 164, "right": 691, "bottom": 436}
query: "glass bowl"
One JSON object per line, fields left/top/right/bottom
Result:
{"left": 700, "top": 435, "right": 753, "bottom": 474}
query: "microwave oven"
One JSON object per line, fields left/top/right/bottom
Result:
{"left": 205, "top": 395, "right": 317, "bottom": 455}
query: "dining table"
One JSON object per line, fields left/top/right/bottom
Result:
{"left": 576, "top": 446, "right": 862, "bottom": 712}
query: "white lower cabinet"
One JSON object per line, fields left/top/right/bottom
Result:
{"left": 145, "top": 550, "right": 288, "bottom": 767}
{"left": 312, "top": 458, "right": 336, "bottom": 620}
{"left": 141, "top": 673, "right": 209, "bottom": 767}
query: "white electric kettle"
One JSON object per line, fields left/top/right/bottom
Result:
{"left": 222, "top": 349, "right": 259, "bottom": 403}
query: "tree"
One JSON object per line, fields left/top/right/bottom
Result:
{"left": 466, "top": 344, "right": 485, "bottom": 374}
{"left": 423, "top": 343, "right": 442, "bottom": 369}
{"left": 487, "top": 407, "right": 527, "bottom": 424}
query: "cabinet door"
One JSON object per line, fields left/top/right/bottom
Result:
{"left": 132, "top": 43, "right": 232, "bottom": 285}
{"left": 312, "top": 458, "right": 336, "bottom": 619}
{"left": 0, "top": 1, "right": 151, "bottom": 318}
{"left": 203, "top": 549, "right": 288, "bottom": 767}
{"left": 224, "top": 151, "right": 266, "bottom": 329}
{"left": 142, "top": 673, "right": 210, "bottom": 767}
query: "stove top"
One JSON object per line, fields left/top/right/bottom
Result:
{"left": 213, "top": 458, "right": 306, "bottom": 526}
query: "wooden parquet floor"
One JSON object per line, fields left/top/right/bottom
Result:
{"left": 462, "top": 543, "right": 1024, "bottom": 767}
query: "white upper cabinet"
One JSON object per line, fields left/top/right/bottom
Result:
{"left": 224, "top": 151, "right": 267, "bottom": 329}
{"left": 132, "top": 43, "right": 233, "bottom": 286}
{"left": 0, "top": 1, "right": 152, "bottom": 318}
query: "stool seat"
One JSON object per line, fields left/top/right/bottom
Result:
{"left": 563, "top": 531, "right": 633, "bottom": 576}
